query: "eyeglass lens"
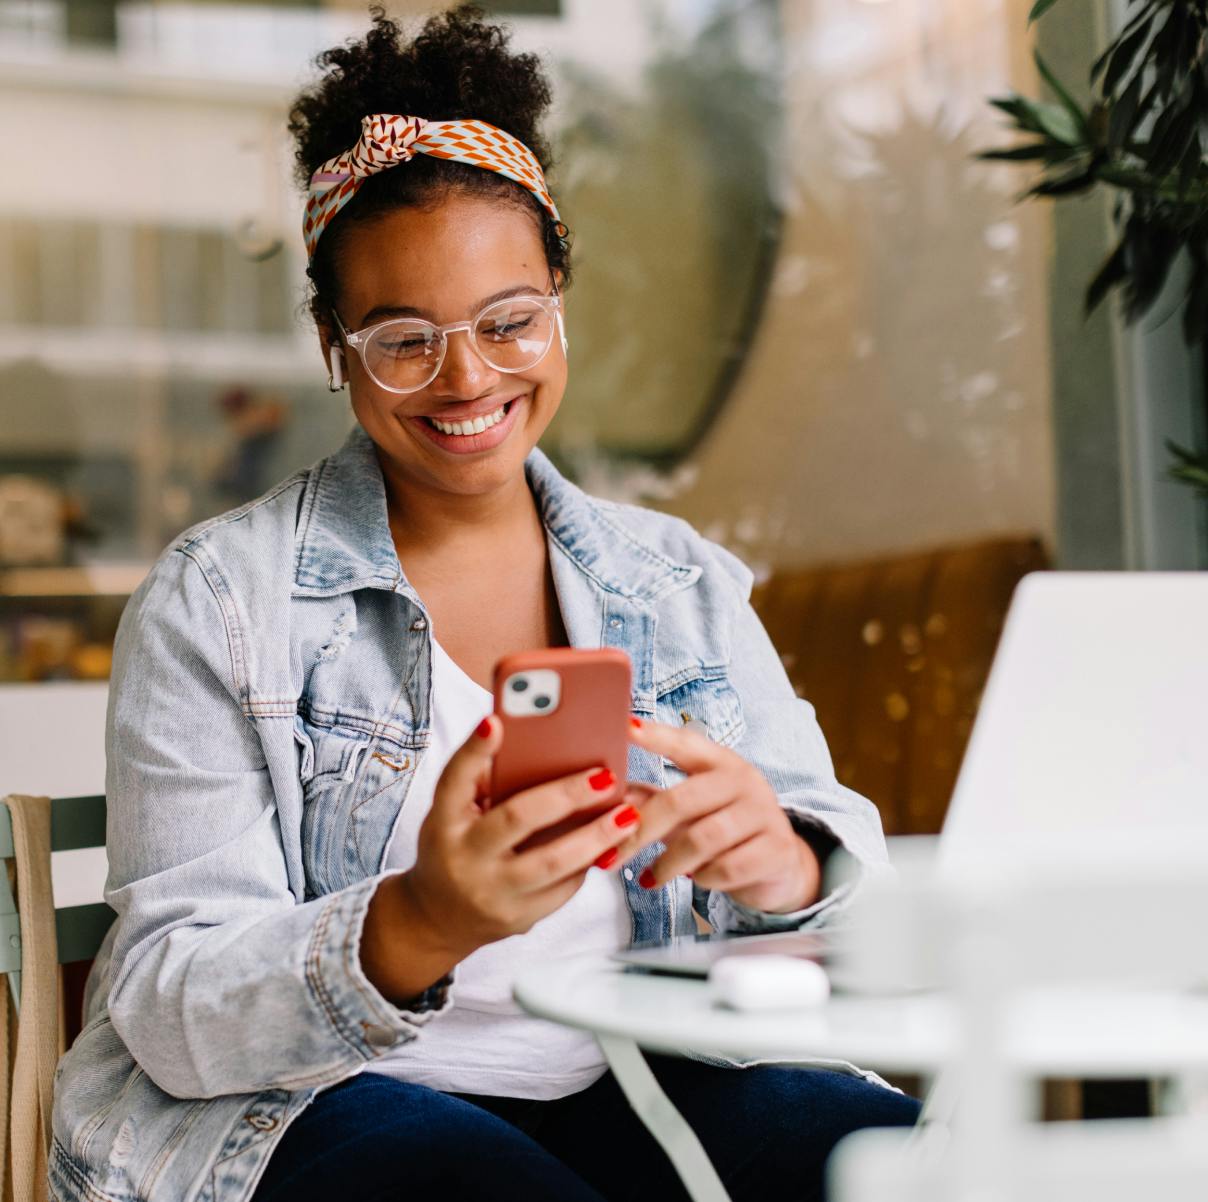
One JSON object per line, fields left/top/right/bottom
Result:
{"left": 360, "top": 296, "right": 556, "bottom": 391}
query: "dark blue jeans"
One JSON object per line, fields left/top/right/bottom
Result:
{"left": 251, "top": 1054, "right": 920, "bottom": 1202}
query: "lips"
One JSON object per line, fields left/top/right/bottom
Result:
{"left": 419, "top": 394, "right": 525, "bottom": 424}
{"left": 408, "top": 394, "right": 524, "bottom": 455}
{"left": 426, "top": 401, "right": 509, "bottom": 436}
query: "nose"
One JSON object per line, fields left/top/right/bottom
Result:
{"left": 429, "top": 328, "right": 499, "bottom": 398}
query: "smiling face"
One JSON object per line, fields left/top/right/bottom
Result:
{"left": 323, "top": 192, "right": 567, "bottom": 500}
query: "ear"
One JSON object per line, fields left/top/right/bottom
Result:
{"left": 317, "top": 319, "right": 346, "bottom": 390}
{"left": 316, "top": 318, "right": 335, "bottom": 364}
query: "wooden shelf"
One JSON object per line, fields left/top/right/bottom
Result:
{"left": 0, "top": 563, "right": 150, "bottom": 598}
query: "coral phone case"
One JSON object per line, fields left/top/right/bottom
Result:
{"left": 488, "top": 647, "right": 632, "bottom": 846}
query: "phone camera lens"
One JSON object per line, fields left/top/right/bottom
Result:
{"left": 534, "top": 695, "right": 551, "bottom": 709}
{"left": 510, "top": 678, "right": 529, "bottom": 693}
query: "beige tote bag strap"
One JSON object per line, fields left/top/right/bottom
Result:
{"left": 4, "top": 795, "right": 62, "bottom": 1202}
{"left": 0, "top": 905, "right": 12, "bottom": 1202}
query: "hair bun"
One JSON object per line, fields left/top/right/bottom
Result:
{"left": 289, "top": 4, "right": 554, "bottom": 193}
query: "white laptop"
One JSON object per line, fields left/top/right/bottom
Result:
{"left": 616, "top": 571, "right": 1208, "bottom": 975}
{"left": 938, "top": 571, "right": 1208, "bottom": 870}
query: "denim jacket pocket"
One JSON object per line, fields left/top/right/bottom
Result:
{"left": 655, "top": 670, "right": 745, "bottom": 750}
{"left": 294, "top": 714, "right": 372, "bottom": 897}
{"left": 296, "top": 701, "right": 424, "bottom": 892}
{"left": 58, "top": 1015, "right": 138, "bottom": 1163}
{"left": 293, "top": 713, "right": 367, "bottom": 792}
{"left": 347, "top": 738, "right": 418, "bottom": 879}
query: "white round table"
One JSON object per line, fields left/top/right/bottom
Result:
{"left": 515, "top": 953, "right": 952, "bottom": 1072}
{"left": 514, "top": 954, "right": 1208, "bottom": 1202}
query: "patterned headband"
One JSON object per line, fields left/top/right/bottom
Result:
{"left": 303, "top": 113, "right": 568, "bottom": 261}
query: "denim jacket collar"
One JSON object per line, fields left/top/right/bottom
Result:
{"left": 292, "top": 421, "right": 701, "bottom": 603}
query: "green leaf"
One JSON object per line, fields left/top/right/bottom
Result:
{"left": 989, "top": 96, "right": 1044, "bottom": 134}
{"left": 1032, "top": 162, "right": 1097, "bottom": 197}
{"left": 1166, "top": 440, "right": 1208, "bottom": 496}
{"left": 1098, "top": 165, "right": 1162, "bottom": 192}
{"left": 1030, "top": 100, "right": 1085, "bottom": 147}
{"left": 1108, "top": 73, "right": 1143, "bottom": 150}
{"left": 1150, "top": 100, "right": 1197, "bottom": 178}
{"left": 1091, "top": 8, "right": 1152, "bottom": 83}
{"left": 1121, "top": 221, "right": 1180, "bottom": 321}
{"left": 1028, "top": 0, "right": 1062, "bottom": 23}
{"left": 1098, "top": 163, "right": 1208, "bottom": 205}
{"left": 976, "top": 143, "right": 1056, "bottom": 162}
{"left": 1176, "top": 132, "right": 1202, "bottom": 201}
{"left": 1149, "top": 7, "right": 1186, "bottom": 90}
{"left": 993, "top": 95, "right": 1083, "bottom": 146}
{"left": 1102, "top": 14, "right": 1154, "bottom": 98}
{"left": 1085, "top": 238, "right": 1129, "bottom": 315}
{"left": 1034, "top": 51, "right": 1091, "bottom": 140}
{"left": 1182, "top": 263, "right": 1208, "bottom": 345}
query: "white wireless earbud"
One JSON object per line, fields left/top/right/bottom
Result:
{"left": 709, "top": 955, "right": 830, "bottom": 1010}
{"left": 327, "top": 344, "right": 345, "bottom": 391}
{"left": 556, "top": 310, "right": 569, "bottom": 356}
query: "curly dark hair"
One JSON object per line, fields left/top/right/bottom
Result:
{"left": 287, "top": 4, "right": 570, "bottom": 333}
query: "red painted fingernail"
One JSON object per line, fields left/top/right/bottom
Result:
{"left": 639, "top": 868, "right": 657, "bottom": 889}
{"left": 475, "top": 717, "right": 492, "bottom": 739}
{"left": 594, "top": 848, "right": 619, "bottom": 870}
{"left": 630, "top": 716, "right": 643, "bottom": 729}
{"left": 613, "top": 805, "right": 640, "bottom": 829}
{"left": 588, "top": 768, "right": 615, "bottom": 792}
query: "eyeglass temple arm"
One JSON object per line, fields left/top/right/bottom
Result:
{"left": 329, "top": 307, "right": 355, "bottom": 347}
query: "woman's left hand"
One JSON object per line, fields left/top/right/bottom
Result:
{"left": 613, "top": 717, "right": 822, "bottom": 914}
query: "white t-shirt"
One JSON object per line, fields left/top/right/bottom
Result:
{"left": 371, "top": 632, "right": 633, "bottom": 1099}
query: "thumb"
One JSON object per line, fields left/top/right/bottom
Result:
{"left": 432, "top": 712, "right": 503, "bottom": 819}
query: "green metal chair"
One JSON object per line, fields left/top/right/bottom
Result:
{"left": 0, "top": 795, "right": 115, "bottom": 1010}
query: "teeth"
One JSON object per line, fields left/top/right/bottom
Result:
{"left": 428, "top": 404, "right": 507, "bottom": 436}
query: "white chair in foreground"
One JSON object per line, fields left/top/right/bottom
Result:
{"left": 829, "top": 835, "right": 1208, "bottom": 1201}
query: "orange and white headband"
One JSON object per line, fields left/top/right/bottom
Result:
{"left": 303, "top": 113, "right": 568, "bottom": 261}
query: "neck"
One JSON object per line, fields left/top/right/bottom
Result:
{"left": 377, "top": 453, "right": 542, "bottom": 561}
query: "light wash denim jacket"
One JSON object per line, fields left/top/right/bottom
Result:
{"left": 50, "top": 423, "right": 889, "bottom": 1202}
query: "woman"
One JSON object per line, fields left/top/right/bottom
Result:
{"left": 50, "top": 8, "right": 919, "bottom": 1201}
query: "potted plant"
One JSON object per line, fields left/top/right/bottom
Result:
{"left": 982, "top": 0, "right": 1208, "bottom": 495}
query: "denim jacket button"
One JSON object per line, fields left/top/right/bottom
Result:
{"left": 410, "top": 616, "right": 428, "bottom": 631}
{"left": 245, "top": 1113, "right": 278, "bottom": 1132}
{"left": 364, "top": 1022, "right": 401, "bottom": 1048}
{"left": 608, "top": 617, "right": 622, "bottom": 629}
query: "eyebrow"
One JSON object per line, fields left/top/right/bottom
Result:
{"left": 358, "top": 284, "right": 543, "bottom": 328}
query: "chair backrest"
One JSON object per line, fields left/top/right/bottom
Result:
{"left": 0, "top": 795, "right": 114, "bottom": 1010}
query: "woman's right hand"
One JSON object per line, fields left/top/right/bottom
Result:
{"left": 367, "top": 714, "right": 643, "bottom": 998}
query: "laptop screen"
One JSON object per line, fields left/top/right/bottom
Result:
{"left": 939, "top": 572, "right": 1208, "bottom": 869}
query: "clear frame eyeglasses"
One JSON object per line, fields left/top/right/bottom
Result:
{"left": 330, "top": 283, "right": 566, "bottom": 395}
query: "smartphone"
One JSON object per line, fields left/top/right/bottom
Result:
{"left": 488, "top": 647, "right": 632, "bottom": 849}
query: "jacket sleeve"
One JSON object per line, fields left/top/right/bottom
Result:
{"left": 690, "top": 540, "right": 892, "bottom": 934}
{"left": 102, "top": 548, "right": 451, "bottom": 1100}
